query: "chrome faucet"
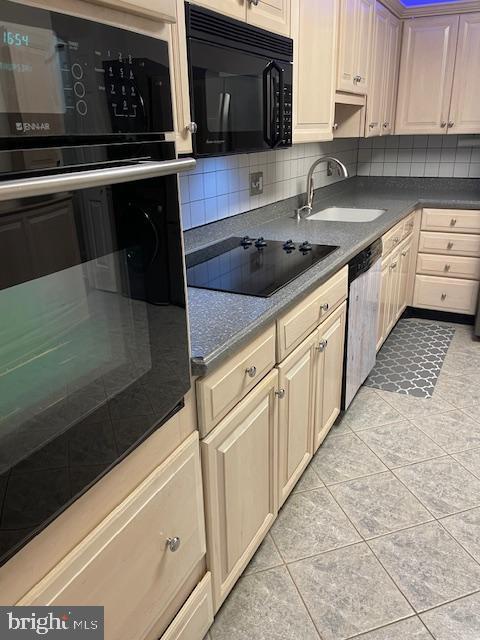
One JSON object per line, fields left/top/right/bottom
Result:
{"left": 295, "top": 156, "right": 349, "bottom": 220}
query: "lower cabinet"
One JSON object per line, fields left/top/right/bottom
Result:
{"left": 19, "top": 433, "right": 207, "bottom": 640}
{"left": 313, "top": 302, "right": 347, "bottom": 452}
{"left": 277, "top": 332, "right": 317, "bottom": 506}
{"left": 201, "top": 371, "right": 279, "bottom": 611}
{"left": 161, "top": 573, "right": 213, "bottom": 640}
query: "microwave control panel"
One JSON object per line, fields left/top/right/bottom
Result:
{"left": 0, "top": 0, "right": 173, "bottom": 138}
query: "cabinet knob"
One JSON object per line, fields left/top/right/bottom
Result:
{"left": 166, "top": 536, "right": 181, "bottom": 552}
{"left": 353, "top": 75, "right": 362, "bottom": 84}
{"left": 275, "top": 389, "right": 285, "bottom": 399}
{"left": 245, "top": 366, "right": 257, "bottom": 378}
{"left": 450, "top": 218, "right": 457, "bottom": 226}
{"left": 444, "top": 264, "right": 451, "bottom": 272}
{"left": 332, "top": 123, "right": 339, "bottom": 131}
{"left": 249, "top": 0, "right": 259, "bottom": 5}
{"left": 186, "top": 122, "right": 198, "bottom": 134}
{"left": 317, "top": 339, "right": 328, "bottom": 352}
{"left": 440, "top": 121, "right": 447, "bottom": 128}
{"left": 402, "top": 250, "right": 407, "bottom": 257}
{"left": 448, "top": 121, "right": 455, "bottom": 128}
{"left": 369, "top": 122, "right": 378, "bottom": 129}
{"left": 441, "top": 293, "right": 447, "bottom": 301}
{"left": 393, "top": 237, "right": 400, "bottom": 245}
{"left": 447, "top": 241, "right": 454, "bottom": 249}
{"left": 320, "top": 302, "right": 329, "bottom": 312}
{"left": 383, "top": 122, "right": 390, "bottom": 128}
{"left": 390, "top": 261, "right": 398, "bottom": 270}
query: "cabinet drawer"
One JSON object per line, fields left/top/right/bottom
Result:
{"left": 382, "top": 221, "right": 404, "bottom": 256}
{"left": 418, "top": 231, "right": 480, "bottom": 257}
{"left": 413, "top": 275, "right": 479, "bottom": 315}
{"left": 196, "top": 325, "right": 276, "bottom": 436}
{"left": 161, "top": 573, "right": 213, "bottom": 640}
{"left": 417, "top": 253, "right": 480, "bottom": 280}
{"left": 422, "top": 208, "right": 480, "bottom": 234}
{"left": 277, "top": 266, "right": 348, "bottom": 360}
{"left": 402, "top": 212, "right": 416, "bottom": 239}
{"left": 19, "top": 433, "right": 206, "bottom": 640}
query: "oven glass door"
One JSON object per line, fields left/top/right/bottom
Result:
{"left": 0, "top": 170, "right": 190, "bottom": 565}
{"left": 189, "top": 39, "right": 291, "bottom": 156}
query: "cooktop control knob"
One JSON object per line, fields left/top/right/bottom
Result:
{"left": 255, "top": 237, "right": 267, "bottom": 248}
{"left": 240, "top": 236, "right": 254, "bottom": 247}
{"left": 283, "top": 240, "right": 296, "bottom": 252}
{"left": 300, "top": 241, "right": 313, "bottom": 252}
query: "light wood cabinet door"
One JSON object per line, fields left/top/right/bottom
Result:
{"left": 397, "top": 238, "right": 413, "bottom": 317}
{"left": 366, "top": 2, "right": 389, "bottom": 137}
{"left": 292, "top": 0, "right": 338, "bottom": 143}
{"left": 386, "top": 248, "right": 401, "bottom": 335}
{"left": 247, "top": 0, "right": 291, "bottom": 36}
{"left": 337, "top": 0, "right": 374, "bottom": 95}
{"left": 355, "top": 0, "right": 375, "bottom": 94}
{"left": 382, "top": 12, "right": 401, "bottom": 136}
{"left": 87, "top": 0, "right": 176, "bottom": 20}
{"left": 191, "top": 0, "right": 246, "bottom": 20}
{"left": 313, "top": 302, "right": 347, "bottom": 452}
{"left": 171, "top": 0, "right": 193, "bottom": 154}
{"left": 277, "top": 332, "right": 316, "bottom": 506}
{"left": 449, "top": 13, "right": 480, "bottom": 134}
{"left": 20, "top": 433, "right": 206, "bottom": 640}
{"left": 376, "top": 258, "right": 390, "bottom": 351}
{"left": 201, "top": 371, "right": 279, "bottom": 611}
{"left": 395, "top": 15, "right": 459, "bottom": 135}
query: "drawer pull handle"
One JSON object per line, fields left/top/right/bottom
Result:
{"left": 167, "top": 536, "right": 181, "bottom": 552}
{"left": 245, "top": 366, "right": 257, "bottom": 378}
{"left": 447, "top": 241, "right": 454, "bottom": 249}
{"left": 441, "top": 293, "right": 447, "bottom": 301}
{"left": 393, "top": 237, "right": 400, "bottom": 244}
{"left": 444, "top": 264, "right": 451, "bottom": 272}
{"left": 450, "top": 218, "right": 457, "bottom": 226}
{"left": 320, "top": 302, "right": 329, "bottom": 312}
{"left": 275, "top": 389, "right": 286, "bottom": 399}
{"left": 317, "top": 339, "right": 328, "bottom": 352}
{"left": 402, "top": 251, "right": 407, "bottom": 257}
{"left": 390, "top": 262, "right": 398, "bottom": 270}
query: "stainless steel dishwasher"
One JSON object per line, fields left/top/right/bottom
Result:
{"left": 342, "top": 239, "right": 383, "bottom": 409}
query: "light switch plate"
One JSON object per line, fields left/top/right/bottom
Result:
{"left": 250, "top": 171, "right": 264, "bottom": 196}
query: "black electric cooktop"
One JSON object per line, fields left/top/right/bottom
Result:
{"left": 186, "top": 236, "right": 339, "bottom": 298}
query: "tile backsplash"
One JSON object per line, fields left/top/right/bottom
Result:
{"left": 180, "top": 134, "right": 480, "bottom": 230}
{"left": 180, "top": 139, "right": 359, "bottom": 230}
{"left": 357, "top": 134, "right": 480, "bottom": 179}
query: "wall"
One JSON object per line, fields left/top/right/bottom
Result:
{"left": 180, "top": 139, "right": 359, "bottom": 230}
{"left": 357, "top": 134, "right": 480, "bottom": 178}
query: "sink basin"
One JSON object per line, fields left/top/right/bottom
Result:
{"left": 307, "top": 207, "right": 386, "bottom": 222}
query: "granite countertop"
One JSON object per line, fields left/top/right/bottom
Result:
{"left": 185, "top": 176, "right": 480, "bottom": 376}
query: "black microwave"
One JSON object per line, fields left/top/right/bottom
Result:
{"left": 185, "top": 2, "right": 293, "bottom": 157}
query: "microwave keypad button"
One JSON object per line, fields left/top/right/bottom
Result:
{"left": 74, "top": 82, "right": 86, "bottom": 98}
{"left": 76, "top": 100, "right": 88, "bottom": 116}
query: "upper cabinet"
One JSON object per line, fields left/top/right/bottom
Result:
{"left": 366, "top": 3, "right": 401, "bottom": 136}
{"left": 192, "top": 0, "right": 290, "bottom": 35}
{"left": 87, "top": 0, "right": 176, "bottom": 21}
{"left": 291, "top": 0, "right": 339, "bottom": 143}
{"left": 247, "top": 0, "right": 291, "bottom": 36}
{"left": 191, "top": 0, "right": 245, "bottom": 21}
{"left": 337, "top": 0, "right": 375, "bottom": 94}
{"left": 448, "top": 12, "right": 480, "bottom": 135}
{"left": 395, "top": 15, "right": 459, "bottom": 135}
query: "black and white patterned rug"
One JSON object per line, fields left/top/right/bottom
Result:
{"left": 365, "top": 319, "right": 455, "bottom": 398}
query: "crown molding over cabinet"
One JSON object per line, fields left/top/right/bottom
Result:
{"left": 381, "top": 0, "right": 480, "bottom": 18}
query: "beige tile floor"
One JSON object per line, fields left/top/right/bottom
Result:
{"left": 206, "top": 322, "right": 480, "bottom": 640}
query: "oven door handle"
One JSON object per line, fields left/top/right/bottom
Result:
{"left": 0, "top": 157, "right": 196, "bottom": 202}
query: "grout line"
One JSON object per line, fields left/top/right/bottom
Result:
{"left": 284, "top": 563, "right": 326, "bottom": 640}
{"left": 435, "top": 517, "right": 480, "bottom": 570}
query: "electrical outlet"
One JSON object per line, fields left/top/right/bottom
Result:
{"left": 250, "top": 171, "right": 264, "bottom": 196}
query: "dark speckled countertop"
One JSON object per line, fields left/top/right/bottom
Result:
{"left": 185, "top": 176, "right": 480, "bottom": 375}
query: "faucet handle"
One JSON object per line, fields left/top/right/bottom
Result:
{"left": 295, "top": 204, "right": 312, "bottom": 220}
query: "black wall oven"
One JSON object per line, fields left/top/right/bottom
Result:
{"left": 185, "top": 2, "right": 293, "bottom": 157}
{"left": 0, "top": 1, "right": 193, "bottom": 566}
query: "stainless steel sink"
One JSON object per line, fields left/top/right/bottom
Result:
{"left": 307, "top": 207, "right": 386, "bottom": 222}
